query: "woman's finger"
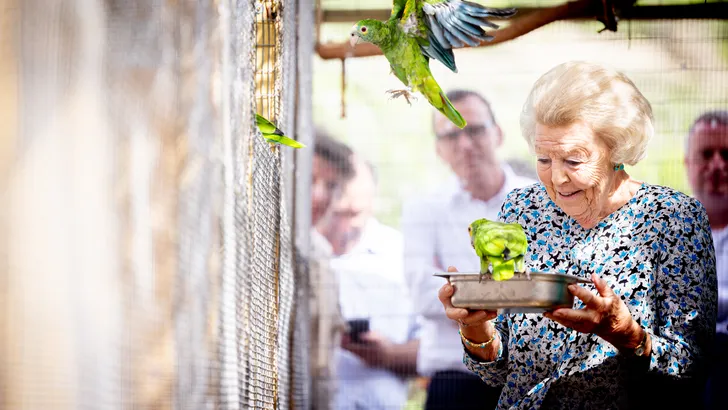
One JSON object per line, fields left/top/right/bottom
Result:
{"left": 438, "top": 283, "right": 455, "bottom": 307}
{"left": 592, "top": 274, "right": 615, "bottom": 298}
{"left": 459, "top": 309, "right": 496, "bottom": 325}
{"left": 544, "top": 313, "right": 583, "bottom": 332}
{"left": 547, "top": 307, "right": 600, "bottom": 325}
{"left": 568, "top": 284, "right": 604, "bottom": 310}
{"left": 447, "top": 266, "right": 459, "bottom": 273}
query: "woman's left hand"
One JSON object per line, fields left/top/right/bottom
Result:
{"left": 544, "top": 273, "right": 646, "bottom": 352}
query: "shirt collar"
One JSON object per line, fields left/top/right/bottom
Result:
{"left": 713, "top": 225, "right": 728, "bottom": 244}
{"left": 448, "top": 162, "right": 520, "bottom": 207}
{"left": 346, "top": 217, "right": 380, "bottom": 256}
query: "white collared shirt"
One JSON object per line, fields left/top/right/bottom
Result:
{"left": 331, "top": 217, "right": 419, "bottom": 410}
{"left": 401, "top": 164, "right": 536, "bottom": 377}
{"left": 713, "top": 226, "right": 728, "bottom": 335}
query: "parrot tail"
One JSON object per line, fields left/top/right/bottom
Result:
{"left": 265, "top": 134, "right": 306, "bottom": 149}
{"left": 439, "top": 91, "right": 467, "bottom": 129}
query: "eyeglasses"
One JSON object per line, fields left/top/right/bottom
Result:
{"left": 436, "top": 123, "right": 493, "bottom": 142}
{"left": 689, "top": 148, "right": 728, "bottom": 163}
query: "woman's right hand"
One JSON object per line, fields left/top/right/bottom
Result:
{"left": 439, "top": 266, "right": 501, "bottom": 360}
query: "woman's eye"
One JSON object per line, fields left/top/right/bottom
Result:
{"left": 565, "top": 160, "right": 581, "bottom": 166}
{"left": 537, "top": 158, "right": 550, "bottom": 164}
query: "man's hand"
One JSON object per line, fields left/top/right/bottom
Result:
{"left": 341, "top": 331, "right": 393, "bottom": 368}
{"left": 341, "top": 331, "right": 420, "bottom": 376}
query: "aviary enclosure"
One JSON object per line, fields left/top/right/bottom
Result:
{"left": 0, "top": 0, "right": 726, "bottom": 409}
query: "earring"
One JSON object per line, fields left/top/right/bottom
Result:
{"left": 614, "top": 163, "right": 625, "bottom": 171}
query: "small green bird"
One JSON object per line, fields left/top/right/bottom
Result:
{"left": 255, "top": 113, "right": 306, "bottom": 150}
{"left": 349, "top": 0, "right": 516, "bottom": 129}
{"left": 468, "top": 218, "right": 528, "bottom": 282}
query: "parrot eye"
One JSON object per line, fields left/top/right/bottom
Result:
{"left": 361, "top": 26, "right": 367, "bottom": 33}
{"left": 468, "top": 226, "right": 472, "bottom": 233}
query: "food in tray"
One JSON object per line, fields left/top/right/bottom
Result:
{"left": 468, "top": 218, "right": 528, "bottom": 282}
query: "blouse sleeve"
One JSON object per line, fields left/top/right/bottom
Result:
{"left": 650, "top": 197, "right": 717, "bottom": 378}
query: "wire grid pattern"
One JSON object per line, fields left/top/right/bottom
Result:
{"left": 3, "top": 1, "right": 305, "bottom": 409}
{"left": 219, "top": 0, "right": 244, "bottom": 408}
{"left": 173, "top": 0, "right": 220, "bottom": 408}
{"left": 242, "top": 0, "right": 292, "bottom": 408}
{"left": 274, "top": 0, "right": 299, "bottom": 409}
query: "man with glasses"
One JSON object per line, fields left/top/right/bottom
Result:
{"left": 401, "top": 89, "right": 536, "bottom": 410}
{"left": 686, "top": 111, "right": 728, "bottom": 410}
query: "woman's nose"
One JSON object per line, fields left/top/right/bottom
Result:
{"left": 551, "top": 164, "right": 569, "bottom": 185}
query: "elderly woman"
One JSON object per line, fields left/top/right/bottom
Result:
{"left": 438, "top": 61, "right": 717, "bottom": 409}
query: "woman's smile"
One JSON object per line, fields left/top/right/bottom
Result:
{"left": 558, "top": 189, "right": 583, "bottom": 199}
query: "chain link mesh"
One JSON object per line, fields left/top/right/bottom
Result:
{"left": 3, "top": 0, "right": 305, "bottom": 409}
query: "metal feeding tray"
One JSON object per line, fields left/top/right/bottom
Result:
{"left": 433, "top": 271, "right": 592, "bottom": 314}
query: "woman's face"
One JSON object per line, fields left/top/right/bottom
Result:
{"left": 534, "top": 121, "right": 615, "bottom": 226}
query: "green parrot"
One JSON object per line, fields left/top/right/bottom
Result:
{"left": 468, "top": 218, "right": 528, "bottom": 282}
{"left": 255, "top": 113, "right": 306, "bottom": 150}
{"left": 349, "top": 0, "right": 516, "bottom": 129}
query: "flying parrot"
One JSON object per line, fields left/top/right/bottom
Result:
{"left": 349, "top": 0, "right": 516, "bottom": 129}
{"left": 255, "top": 113, "right": 306, "bottom": 150}
{"left": 468, "top": 218, "right": 528, "bottom": 282}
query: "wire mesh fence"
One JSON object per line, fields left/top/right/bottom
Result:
{"left": 1, "top": 0, "right": 305, "bottom": 409}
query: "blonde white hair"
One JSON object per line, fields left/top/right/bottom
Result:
{"left": 520, "top": 61, "right": 654, "bottom": 166}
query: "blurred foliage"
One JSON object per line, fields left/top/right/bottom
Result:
{"left": 313, "top": 17, "right": 728, "bottom": 230}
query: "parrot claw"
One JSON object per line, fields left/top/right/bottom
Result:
{"left": 385, "top": 88, "right": 417, "bottom": 106}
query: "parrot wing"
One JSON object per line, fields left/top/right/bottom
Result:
{"left": 416, "top": 0, "right": 517, "bottom": 68}
{"left": 392, "top": 0, "right": 457, "bottom": 72}
{"left": 481, "top": 224, "right": 528, "bottom": 259}
{"left": 255, "top": 114, "right": 306, "bottom": 149}
{"left": 255, "top": 113, "right": 282, "bottom": 135}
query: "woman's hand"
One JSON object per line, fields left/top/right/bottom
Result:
{"left": 439, "top": 266, "right": 501, "bottom": 361}
{"left": 544, "top": 273, "right": 649, "bottom": 354}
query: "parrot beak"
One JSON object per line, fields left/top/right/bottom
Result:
{"left": 349, "top": 32, "right": 360, "bottom": 48}
{"left": 349, "top": 25, "right": 360, "bottom": 47}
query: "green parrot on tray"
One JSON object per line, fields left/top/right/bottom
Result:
{"left": 349, "top": 0, "right": 516, "bottom": 129}
{"left": 255, "top": 113, "right": 306, "bottom": 150}
{"left": 468, "top": 218, "right": 528, "bottom": 282}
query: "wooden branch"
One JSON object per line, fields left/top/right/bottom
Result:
{"left": 316, "top": 0, "right": 594, "bottom": 60}
{"left": 315, "top": 1, "right": 728, "bottom": 60}
{"left": 321, "top": 2, "right": 728, "bottom": 24}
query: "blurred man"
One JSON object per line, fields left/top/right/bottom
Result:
{"left": 312, "top": 130, "right": 355, "bottom": 228}
{"left": 320, "top": 155, "right": 420, "bottom": 410}
{"left": 686, "top": 111, "right": 728, "bottom": 410}
{"left": 309, "top": 130, "right": 355, "bottom": 410}
{"left": 401, "top": 89, "right": 536, "bottom": 410}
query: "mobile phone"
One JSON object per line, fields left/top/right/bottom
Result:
{"left": 347, "top": 318, "right": 370, "bottom": 343}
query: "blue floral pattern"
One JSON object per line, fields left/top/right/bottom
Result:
{"left": 463, "top": 183, "right": 717, "bottom": 409}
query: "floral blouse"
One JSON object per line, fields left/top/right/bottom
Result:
{"left": 464, "top": 183, "right": 717, "bottom": 409}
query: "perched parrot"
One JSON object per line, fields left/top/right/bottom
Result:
{"left": 349, "top": 0, "right": 516, "bottom": 129}
{"left": 255, "top": 113, "right": 306, "bottom": 150}
{"left": 468, "top": 218, "right": 528, "bottom": 282}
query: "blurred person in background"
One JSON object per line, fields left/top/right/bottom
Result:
{"left": 401, "top": 89, "right": 536, "bottom": 410}
{"left": 309, "top": 130, "right": 355, "bottom": 410}
{"left": 686, "top": 111, "right": 728, "bottom": 410}
{"left": 318, "top": 154, "right": 420, "bottom": 410}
